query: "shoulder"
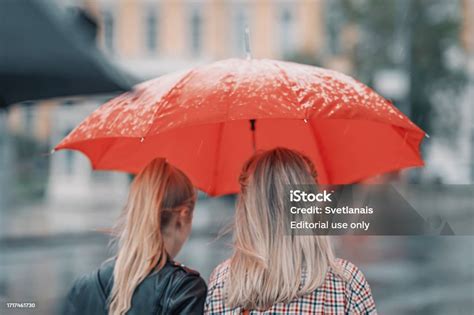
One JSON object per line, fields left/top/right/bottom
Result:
{"left": 160, "top": 261, "right": 208, "bottom": 314}
{"left": 62, "top": 268, "right": 106, "bottom": 315}
{"left": 332, "top": 258, "right": 377, "bottom": 314}
{"left": 75, "top": 259, "right": 119, "bottom": 296}
{"left": 68, "top": 268, "right": 103, "bottom": 297}
{"left": 164, "top": 260, "right": 207, "bottom": 293}
{"left": 169, "top": 260, "right": 202, "bottom": 277}
{"left": 333, "top": 258, "right": 370, "bottom": 293}
{"left": 68, "top": 259, "right": 116, "bottom": 297}
{"left": 166, "top": 260, "right": 205, "bottom": 284}
{"left": 207, "top": 259, "right": 230, "bottom": 290}
{"left": 204, "top": 260, "right": 231, "bottom": 314}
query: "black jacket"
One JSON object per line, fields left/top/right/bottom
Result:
{"left": 62, "top": 259, "right": 207, "bottom": 315}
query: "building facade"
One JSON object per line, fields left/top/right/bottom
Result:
{"left": 86, "top": 0, "right": 328, "bottom": 78}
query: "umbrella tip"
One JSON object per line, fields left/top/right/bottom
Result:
{"left": 425, "top": 133, "right": 430, "bottom": 139}
{"left": 50, "top": 148, "right": 56, "bottom": 155}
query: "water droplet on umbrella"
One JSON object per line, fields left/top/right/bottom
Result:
{"left": 140, "top": 137, "right": 145, "bottom": 143}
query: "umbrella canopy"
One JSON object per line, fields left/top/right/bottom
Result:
{"left": 56, "top": 58, "right": 425, "bottom": 196}
{"left": 0, "top": 0, "right": 133, "bottom": 107}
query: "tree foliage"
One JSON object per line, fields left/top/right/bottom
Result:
{"left": 340, "top": 0, "right": 467, "bottom": 134}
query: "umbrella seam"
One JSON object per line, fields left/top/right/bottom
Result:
{"left": 210, "top": 122, "right": 225, "bottom": 196}
{"left": 144, "top": 68, "right": 196, "bottom": 139}
{"left": 307, "top": 121, "right": 331, "bottom": 183}
{"left": 91, "top": 137, "right": 120, "bottom": 170}
{"left": 390, "top": 125, "right": 425, "bottom": 161}
{"left": 208, "top": 65, "right": 236, "bottom": 195}
{"left": 272, "top": 62, "right": 304, "bottom": 117}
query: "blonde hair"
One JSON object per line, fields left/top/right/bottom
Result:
{"left": 108, "top": 159, "right": 195, "bottom": 315}
{"left": 227, "top": 148, "right": 339, "bottom": 310}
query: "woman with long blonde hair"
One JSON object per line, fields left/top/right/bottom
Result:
{"left": 63, "top": 158, "right": 207, "bottom": 315}
{"left": 205, "top": 148, "right": 377, "bottom": 314}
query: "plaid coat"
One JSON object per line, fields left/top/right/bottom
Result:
{"left": 204, "top": 258, "right": 377, "bottom": 315}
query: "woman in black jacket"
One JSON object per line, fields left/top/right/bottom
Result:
{"left": 63, "top": 159, "right": 207, "bottom": 315}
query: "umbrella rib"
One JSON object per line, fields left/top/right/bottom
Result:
{"left": 272, "top": 62, "right": 302, "bottom": 109}
{"left": 307, "top": 121, "right": 331, "bottom": 184}
{"left": 273, "top": 61, "right": 330, "bottom": 182}
{"left": 390, "top": 125, "right": 425, "bottom": 167}
{"left": 208, "top": 66, "right": 236, "bottom": 195}
{"left": 91, "top": 137, "right": 120, "bottom": 169}
{"left": 210, "top": 122, "right": 225, "bottom": 196}
{"left": 144, "top": 68, "right": 195, "bottom": 139}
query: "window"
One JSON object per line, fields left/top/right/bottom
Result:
{"left": 280, "top": 6, "right": 296, "bottom": 57}
{"left": 190, "top": 8, "right": 203, "bottom": 56}
{"left": 63, "top": 100, "right": 76, "bottom": 106}
{"left": 325, "top": 0, "right": 343, "bottom": 55}
{"left": 23, "top": 102, "right": 35, "bottom": 135}
{"left": 145, "top": 6, "right": 158, "bottom": 54}
{"left": 234, "top": 8, "right": 249, "bottom": 55}
{"left": 102, "top": 10, "right": 114, "bottom": 53}
{"left": 63, "top": 129, "right": 74, "bottom": 175}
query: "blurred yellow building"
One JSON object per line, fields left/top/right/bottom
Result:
{"left": 463, "top": 0, "right": 474, "bottom": 54}
{"left": 88, "top": 1, "right": 324, "bottom": 59}
{"left": 84, "top": 0, "right": 337, "bottom": 78}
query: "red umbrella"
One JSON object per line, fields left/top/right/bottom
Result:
{"left": 55, "top": 59, "right": 425, "bottom": 196}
